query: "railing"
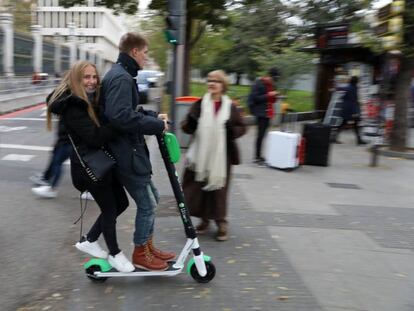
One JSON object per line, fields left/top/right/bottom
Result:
{"left": 0, "top": 76, "right": 61, "bottom": 96}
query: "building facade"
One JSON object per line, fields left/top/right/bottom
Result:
{"left": 34, "top": 0, "right": 126, "bottom": 73}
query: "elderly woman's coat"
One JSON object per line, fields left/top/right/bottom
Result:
{"left": 181, "top": 99, "right": 247, "bottom": 221}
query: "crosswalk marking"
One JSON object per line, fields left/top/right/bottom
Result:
{"left": 0, "top": 144, "right": 52, "bottom": 151}
{"left": 0, "top": 126, "right": 27, "bottom": 132}
{"left": 0, "top": 118, "right": 56, "bottom": 121}
{"left": 2, "top": 154, "right": 35, "bottom": 162}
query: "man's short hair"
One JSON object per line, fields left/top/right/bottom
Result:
{"left": 119, "top": 32, "right": 148, "bottom": 53}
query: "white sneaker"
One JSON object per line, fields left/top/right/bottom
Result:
{"left": 75, "top": 238, "right": 108, "bottom": 259}
{"left": 32, "top": 186, "right": 57, "bottom": 198}
{"left": 80, "top": 191, "right": 95, "bottom": 201}
{"left": 108, "top": 251, "right": 135, "bottom": 272}
{"left": 29, "top": 173, "right": 50, "bottom": 186}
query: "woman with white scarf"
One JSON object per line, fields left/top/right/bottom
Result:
{"left": 181, "top": 70, "right": 247, "bottom": 241}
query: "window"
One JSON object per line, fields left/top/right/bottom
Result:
{"left": 95, "top": 12, "right": 101, "bottom": 28}
{"left": 66, "top": 12, "right": 72, "bottom": 24}
{"left": 88, "top": 12, "right": 94, "bottom": 28}
{"left": 80, "top": 12, "right": 86, "bottom": 28}
{"left": 52, "top": 12, "right": 58, "bottom": 28}
{"left": 73, "top": 12, "right": 79, "bottom": 26}
{"left": 37, "top": 12, "right": 43, "bottom": 26}
{"left": 44, "top": 12, "right": 51, "bottom": 28}
{"left": 59, "top": 12, "right": 65, "bottom": 28}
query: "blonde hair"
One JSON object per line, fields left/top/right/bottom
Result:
{"left": 207, "top": 70, "right": 230, "bottom": 93}
{"left": 47, "top": 61, "right": 101, "bottom": 131}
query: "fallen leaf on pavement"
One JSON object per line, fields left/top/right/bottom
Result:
{"left": 277, "top": 296, "right": 290, "bottom": 301}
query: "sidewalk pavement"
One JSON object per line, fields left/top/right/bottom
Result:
{"left": 143, "top": 124, "right": 414, "bottom": 311}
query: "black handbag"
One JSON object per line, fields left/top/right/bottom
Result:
{"left": 68, "top": 134, "right": 116, "bottom": 182}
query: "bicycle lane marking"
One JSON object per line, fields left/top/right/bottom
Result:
{"left": 0, "top": 103, "right": 46, "bottom": 119}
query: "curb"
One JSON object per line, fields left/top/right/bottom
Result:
{"left": 0, "top": 102, "right": 46, "bottom": 116}
{"left": 377, "top": 146, "right": 414, "bottom": 160}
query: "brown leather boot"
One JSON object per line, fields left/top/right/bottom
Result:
{"left": 148, "top": 236, "right": 176, "bottom": 261}
{"left": 196, "top": 219, "right": 210, "bottom": 234}
{"left": 216, "top": 222, "right": 228, "bottom": 241}
{"left": 132, "top": 243, "right": 168, "bottom": 271}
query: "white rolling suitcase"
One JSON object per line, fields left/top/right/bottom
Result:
{"left": 265, "top": 131, "right": 301, "bottom": 169}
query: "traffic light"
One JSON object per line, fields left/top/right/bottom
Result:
{"left": 164, "top": 0, "right": 185, "bottom": 45}
{"left": 164, "top": 15, "right": 181, "bottom": 45}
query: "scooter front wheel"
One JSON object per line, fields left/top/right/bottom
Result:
{"left": 188, "top": 260, "right": 216, "bottom": 283}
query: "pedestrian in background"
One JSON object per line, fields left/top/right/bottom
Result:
{"left": 248, "top": 67, "right": 279, "bottom": 166}
{"left": 48, "top": 60, "right": 135, "bottom": 273}
{"left": 181, "top": 70, "right": 247, "bottom": 241}
{"left": 334, "top": 76, "right": 367, "bottom": 145}
{"left": 31, "top": 100, "right": 95, "bottom": 201}
{"left": 101, "top": 32, "right": 175, "bottom": 271}
{"left": 30, "top": 118, "right": 72, "bottom": 198}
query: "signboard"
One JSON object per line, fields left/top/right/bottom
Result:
{"left": 377, "top": 0, "right": 404, "bottom": 21}
{"left": 316, "top": 24, "right": 349, "bottom": 49}
{"left": 376, "top": 16, "right": 403, "bottom": 36}
{"left": 376, "top": 0, "right": 405, "bottom": 50}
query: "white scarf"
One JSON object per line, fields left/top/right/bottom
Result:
{"left": 186, "top": 93, "right": 232, "bottom": 191}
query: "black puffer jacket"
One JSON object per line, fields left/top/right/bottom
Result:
{"left": 248, "top": 78, "right": 271, "bottom": 118}
{"left": 49, "top": 91, "right": 118, "bottom": 190}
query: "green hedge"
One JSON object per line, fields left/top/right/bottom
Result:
{"left": 190, "top": 82, "right": 314, "bottom": 112}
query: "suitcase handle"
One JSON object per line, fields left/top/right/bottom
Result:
{"left": 281, "top": 111, "right": 298, "bottom": 133}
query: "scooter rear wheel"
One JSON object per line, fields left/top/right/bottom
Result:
{"left": 189, "top": 260, "right": 216, "bottom": 283}
{"left": 85, "top": 265, "right": 108, "bottom": 283}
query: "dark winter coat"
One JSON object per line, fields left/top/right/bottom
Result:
{"left": 101, "top": 53, "right": 165, "bottom": 185}
{"left": 45, "top": 92, "right": 70, "bottom": 146}
{"left": 248, "top": 78, "right": 272, "bottom": 118}
{"left": 411, "top": 84, "right": 414, "bottom": 106}
{"left": 340, "top": 84, "right": 360, "bottom": 121}
{"left": 180, "top": 99, "right": 247, "bottom": 221}
{"left": 48, "top": 91, "right": 119, "bottom": 191}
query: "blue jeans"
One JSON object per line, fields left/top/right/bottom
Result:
{"left": 121, "top": 178, "right": 159, "bottom": 245}
{"left": 44, "top": 142, "right": 72, "bottom": 188}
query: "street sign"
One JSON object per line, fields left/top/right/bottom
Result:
{"left": 377, "top": 0, "right": 404, "bottom": 21}
{"left": 376, "top": 0, "right": 405, "bottom": 50}
{"left": 376, "top": 16, "right": 403, "bottom": 36}
{"left": 316, "top": 24, "right": 349, "bottom": 49}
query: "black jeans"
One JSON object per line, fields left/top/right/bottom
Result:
{"left": 255, "top": 117, "right": 270, "bottom": 159}
{"left": 75, "top": 168, "right": 129, "bottom": 256}
{"left": 336, "top": 117, "right": 363, "bottom": 143}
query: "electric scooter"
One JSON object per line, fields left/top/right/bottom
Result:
{"left": 83, "top": 133, "right": 216, "bottom": 283}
